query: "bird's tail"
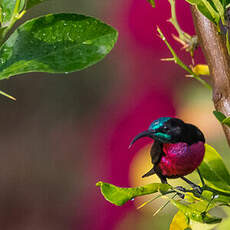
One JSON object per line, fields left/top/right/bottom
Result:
{"left": 142, "top": 167, "right": 155, "bottom": 178}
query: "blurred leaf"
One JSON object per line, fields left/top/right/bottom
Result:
{"left": 213, "top": 111, "right": 230, "bottom": 127}
{"left": 222, "top": 0, "right": 230, "bottom": 7}
{"left": 213, "top": 110, "right": 226, "bottom": 122}
{"left": 170, "top": 211, "right": 191, "bottom": 230}
{"left": 216, "top": 212, "right": 230, "bottom": 230}
{"left": 26, "top": 0, "right": 48, "bottom": 10}
{"left": 147, "top": 0, "right": 155, "bottom": 8}
{"left": 190, "top": 219, "right": 219, "bottom": 229}
{"left": 192, "top": 64, "right": 209, "bottom": 75}
{"left": 0, "top": 13, "right": 118, "bottom": 79}
{"left": 222, "top": 117, "right": 230, "bottom": 126}
{"left": 199, "top": 144, "right": 230, "bottom": 194}
{"left": 171, "top": 199, "right": 222, "bottom": 224}
{"left": 96, "top": 181, "right": 171, "bottom": 206}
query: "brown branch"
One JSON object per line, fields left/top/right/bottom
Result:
{"left": 191, "top": 6, "right": 230, "bottom": 146}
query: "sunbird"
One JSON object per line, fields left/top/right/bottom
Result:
{"left": 129, "top": 117, "right": 205, "bottom": 194}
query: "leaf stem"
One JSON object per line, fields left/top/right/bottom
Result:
{"left": 0, "top": 0, "right": 26, "bottom": 46}
{"left": 0, "top": 6, "right": 2, "bottom": 26}
{"left": 203, "top": 185, "right": 230, "bottom": 197}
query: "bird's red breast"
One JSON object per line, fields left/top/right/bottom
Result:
{"left": 158, "top": 141, "right": 205, "bottom": 177}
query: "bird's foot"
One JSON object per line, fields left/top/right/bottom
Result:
{"left": 181, "top": 176, "right": 203, "bottom": 197}
{"left": 191, "top": 185, "right": 203, "bottom": 198}
{"left": 175, "top": 186, "right": 186, "bottom": 199}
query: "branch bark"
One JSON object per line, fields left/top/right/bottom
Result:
{"left": 191, "top": 6, "right": 230, "bottom": 146}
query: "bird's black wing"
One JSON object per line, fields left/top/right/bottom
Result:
{"left": 142, "top": 140, "right": 164, "bottom": 178}
{"left": 150, "top": 140, "right": 163, "bottom": 164}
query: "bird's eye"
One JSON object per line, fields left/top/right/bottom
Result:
{"left": 162, "top": 126, "right": 169, "bottom": 131}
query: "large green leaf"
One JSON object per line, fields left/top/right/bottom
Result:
{"left": 171, "top": 199, "right": 222, "bottom": 224}
{"left": 0, "top": 13, "right": 118, "bottom": 79}
{"left": 96, "top": 181, "right": 171, "bottom": 206}
{"left": 199, "top": 144, "right": 230, "bottom": 194}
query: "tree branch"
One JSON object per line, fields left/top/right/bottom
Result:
{"left": 191, "top": 6, "right": 230, "bottom": 146}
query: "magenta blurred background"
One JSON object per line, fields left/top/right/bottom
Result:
{"left": 0, "top": 0, "right": 229, "bottom": 229}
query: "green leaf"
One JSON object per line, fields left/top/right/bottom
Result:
{"left": 0, "top": 13, "right": 118, "bottom": 79}
{"left": 171, "top": 199, "right": 222, "bottom": 224}
{"left": 199, "top": 144, "right": 230, "bottom": 194}
{"left": 147, "top": 0, "right": 155, "bottom": 8}
{"left": 96, "top": 181, "right": 171, "bottom": 206}
{"left": 213, "top": 110, "right": 226, "bottom": 122}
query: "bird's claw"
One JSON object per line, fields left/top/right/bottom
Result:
{"left": 191, "top": 185, "right": 203, "bottom": 198}
{"left": 175, "top": 186, "right": 186, "bottom": 199}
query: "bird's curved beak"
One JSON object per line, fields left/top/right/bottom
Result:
{"left": 129, "top": 130, "right": 155, "bottom": 149}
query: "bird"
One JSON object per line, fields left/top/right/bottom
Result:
{"left": 129, "top": 117, "right": 205, "bottom": 193}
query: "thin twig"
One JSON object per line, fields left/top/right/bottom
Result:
{"left": 157, "top": 27, "right": 211, "bottom": 89}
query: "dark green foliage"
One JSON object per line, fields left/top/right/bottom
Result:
{"left": 0, "top": 13, "right": 118, "bottom": 79}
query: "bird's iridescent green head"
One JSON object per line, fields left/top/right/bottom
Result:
{"left": 129, "top": 117, "right": 186, "bottom": 147}
{"left": 129, "top": 117, "right": 205, "bottom": 148}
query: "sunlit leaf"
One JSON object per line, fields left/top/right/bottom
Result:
{"left": 96, "top": 181, "right": 171, "bottom": 206}
{"left": 171, "top": 199, "right": 222, "bottom": 224}
{"left": 170, "top": 211, "right": 191, "bottom": 230}
{"left": 0, "top": 13, "right": 118, "bottom": 79}
{"left": 213, "top": 110, "right": 226, "bottom": 123}
{"left": 171, "top": 211, "right": 217, "bottom": 230}
{"left": 199, "top": 144, "right": 230, "bottom": 194}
